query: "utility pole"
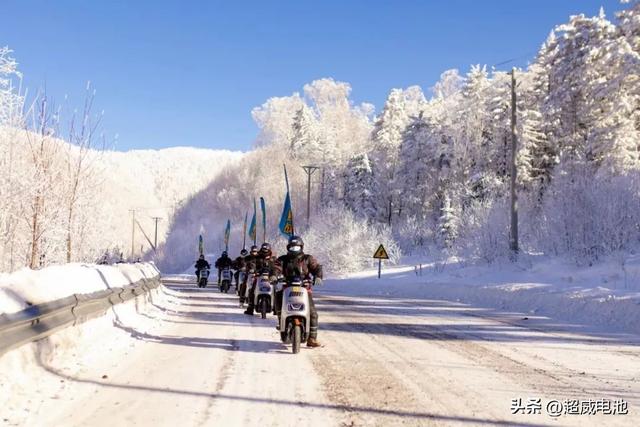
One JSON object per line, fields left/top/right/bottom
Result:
{"left": 129, "top": 209, "right": 136, "bottom": 260}
{"left": 151, "top": 216, "right": 162, "bottom": 251}
{"left": 302, "top": 165, "right": 320, "bottom": 228}
{"left": 319, "top": 167, "right": 326, "bottom": 209}
{"left": 510, "top": 68, "right": 519, "bottom": 257}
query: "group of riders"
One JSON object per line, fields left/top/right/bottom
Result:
{"left": 194, "top": 235, "right": 323, "bottom": 348}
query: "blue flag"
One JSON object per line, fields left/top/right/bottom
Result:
{"left": 248, "top": 199, "right": 257, "bottom": 244}
{"left": 279, "top": 191, "right": 294, "bottom": 237}
{"left": 260, "top": 197, "right": 266, "bottom": 243}
{"left": 224, "top": 220, "right": 231, "bottom": 251}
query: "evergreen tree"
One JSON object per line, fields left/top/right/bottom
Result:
{"left": 290, "top": 105, "right": 321, "bottom": 162}
{"left": 437, "top": 192, "right": 458, "bottom": 248}
{"left": 396, "top": 111, "right": 439, "bottom": 220}
{"left": 343, "top": 153, "right": 377, "bottom": 218}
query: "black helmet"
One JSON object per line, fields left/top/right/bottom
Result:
{"left": 222, "top": 251, "right": 228, "bottom": 257}
{"left": 287, "top": 235, "right": 304, "bottom": 254}
{"left": 250, "top": 245, "right": 259, "bottom": 255}
{"left": 199, "top": 254, "right": 205, "bottom": 260}
{"left": 240, "top": 249, "right": 248, "bottom": 256}
{"left": 260, "top": 242, "right": 272, "bottom": 257}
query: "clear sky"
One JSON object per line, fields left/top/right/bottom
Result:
{"left": 0, "top": 0, "right": 624, "bottom": 152}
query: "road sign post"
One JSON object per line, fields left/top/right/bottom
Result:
{"left": 373, "top": 244, "right": 389, "bottom": 279}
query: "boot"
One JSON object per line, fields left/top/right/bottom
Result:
{"left": 306, "top": 337, "right": 321, "bottom": 348}
{"left": 244, "top": 306, "right": 254, "bottom": 315}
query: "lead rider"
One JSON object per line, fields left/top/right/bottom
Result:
{"left": 277, "top": 235, "right": 323, "bottom": 348}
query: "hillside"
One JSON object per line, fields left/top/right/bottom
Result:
{"left": 95, "top": 146, "right": 244, "bottom": 258}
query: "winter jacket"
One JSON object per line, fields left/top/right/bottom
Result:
{"left": 195, "top": 259, "right": 211, "bottom": 270}
{"left": 251, "top": 254, "right": 281, "bottom": 276}
{"left": 277, "top": 253, "right": 322, "bottom": 281}
{"left": 215, "top": 255, "right": 233, "bottom": 270}
{"left": 232, "top": 256, "right": 247, "bottom": 271}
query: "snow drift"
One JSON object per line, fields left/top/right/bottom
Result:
{"left": 0, "top": 262, "right": 160, "bottom": 315}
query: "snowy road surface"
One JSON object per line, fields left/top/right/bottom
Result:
{"left": 9, "top": 276, "right": 640, "bottom": 426}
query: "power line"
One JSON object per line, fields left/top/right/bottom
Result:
{"left": 492, "top": 50, "right": 539, "bottom": 68}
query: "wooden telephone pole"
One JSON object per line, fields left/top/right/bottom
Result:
{"left": 152, "top": 217, "right": 162, "bottom": 251}
{"left": 302, "top": 165, "right": 320, "bottom": 228}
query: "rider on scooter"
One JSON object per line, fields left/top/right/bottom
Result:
{"left": 240, "top": 245, "right": 260, "bottom": 302}
{"left": 244, "top": 242, "right": 280, "bottom": 315}
{"left": 194, "top": 254, "right": 211, "bottom": 280}
{"left": 233, "top": 248, "right": 249, "bottom": 289}
{"left": 277, "top": 236, "right": 323, "bottom": 348}
{"left": 214, "top": 251, "right": 233, "bottom": 286}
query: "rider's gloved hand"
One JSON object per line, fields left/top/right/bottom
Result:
{"left": 269, "top": 275, "right": 277, "bottom": 283}
{"left": 314, "top": 277, "right": 323, "bottom": 286}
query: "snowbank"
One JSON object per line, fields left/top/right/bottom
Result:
{"left": 0, "top": 262, "right": 160, "bottom": 315}
{"left": 0, "top": 271, "right": 169, "bottom": 426}
{"left": 322, "top": 255, "right": 640, "bottom": 335}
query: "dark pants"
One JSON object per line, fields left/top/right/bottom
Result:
{"left": 239, "top": 281, "right": 247, "bottom": 301}
{"left": 276, "top": 289, "right": 318, "bottom": 339}
{"left": 308, "top": 293, "right": 318, "bottom": 339}
{"left": 246, "top": 277, "right": 258, "bottom": 310}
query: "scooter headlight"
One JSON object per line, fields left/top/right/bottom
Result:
{"left": 287, "top": 303, "right": 305, "bottom": 311}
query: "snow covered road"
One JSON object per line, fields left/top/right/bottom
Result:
{"left": 6, "top": 276, "right": 640, "bottom": 426}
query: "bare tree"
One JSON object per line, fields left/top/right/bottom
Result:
{"left": 23, "top": 93, "right": 63, "bottom": 268}
{"left": 64, "top": 82, "right": 104, "bottom": 262}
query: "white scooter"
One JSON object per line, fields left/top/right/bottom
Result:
{"left": 197, "top": 268, "right": 210, "bottom": 288}
{"left": 279, "top": 277, "right": 311, "bottom": 354}
{"left": 219, "top": 267, "right": 232, "bottom": 293}
{"left": 254, "top": 270, "right": 274, "bottom": 319}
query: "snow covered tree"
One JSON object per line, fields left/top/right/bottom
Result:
{"left": 0, "top": 47, "right": 26, "bottom": 272}
{"left": 584, "top": 4, "right": 640, "bottom": 175}
{"left": 437, "top": 192, "right": 458, "bottom": 248}
{"left": 251, "top": 93, "right": 305, "bottom": 148}
{"left": 540, "top": 13, "right": 624, "bottom": 173}
{"left": 396, "top": 110, "right": 439, "bottom": 221}
{"left": 290, "top": 105, "right": 321, "bottom": 162}
{"left": 517, "top": 55, "right": 556, "bottom": 198}
{"left": 63, "top": 83, "right": 104, "bottom": 262}
{"left": 370, "top": 86, "right": 426, "bottom": 224}
{"left": 343, "top": 153, "right": 377, "bottom": 218}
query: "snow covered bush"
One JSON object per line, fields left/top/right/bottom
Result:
{"left": 303, "top": 206, "right": 400, "bottom": 274}
{"left": 539, "top": 170, "right": 640, "bottom": 265}
{"left": 455, "top": 197, "right": 510, "bottom": 264}
{"left": 394, "top": 215, "right": 435, "bottom": 255}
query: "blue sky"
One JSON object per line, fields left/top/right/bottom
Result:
{"left": 0, "top": 0, "right": 624, "bottom": 151}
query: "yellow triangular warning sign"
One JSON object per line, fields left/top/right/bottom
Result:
{"left": 373, "top": 244, "right": 389, "bottom": 260}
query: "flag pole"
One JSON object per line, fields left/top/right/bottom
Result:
{"left": 242, "top": 212, "right": 247, "bottom": 250}
{"left": 253, "top": 198, "right": 257, "bottom": 246}
{"left": 283, "top": 164, "right": 294, "bottom": 235}
{"left": 260, "top": 197, "right": 267, "bottom": 244}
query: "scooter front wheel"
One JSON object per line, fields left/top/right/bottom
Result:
{"left": 260, "top": 300, "right": 267, "bottom": 319}
{"left": 292, "top": 324, "right": 301, "bottom": 354}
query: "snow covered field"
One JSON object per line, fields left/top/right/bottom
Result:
{"left": 1, "top": 264, "right": 638, "bottom": 426}
{"left": 333, "top": 255, "right": 640, "bottom": 335}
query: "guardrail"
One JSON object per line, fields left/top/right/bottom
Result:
{"left": 0, "top": 276, "right": 161, "bottom": 357}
